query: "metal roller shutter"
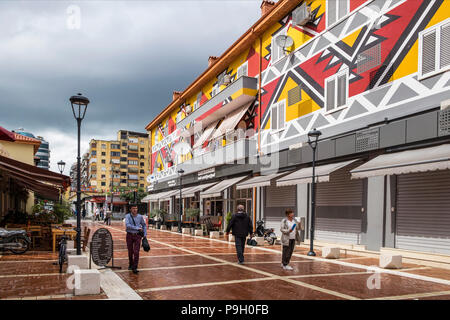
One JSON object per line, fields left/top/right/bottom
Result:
{"left": 396, "top": 170, "right": 450, "bottom": 254}
{"left": 264, "top": 184, "right": 296, "bottom": 237}
{"left": 315, "top": 165, "right": 364, "bottom": 244}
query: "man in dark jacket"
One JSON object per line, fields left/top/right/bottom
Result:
{"left": 225, "top": 204, "right": 253, "bottom": 265}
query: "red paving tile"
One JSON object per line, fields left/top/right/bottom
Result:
{"left": 112, "top": 255, "right": 218, "bottom": 269}
{"left": 142, "top": 279, "right": 345, "bottom": 300}
{"left": 401, "top": 268, "right": 450, "bottom": 281}
{"left": 0, "top": 274, "right": 71, "bottom": 299}
{"left": 0, "top": 261, "right": 60, "bottom": 275}
{"left": 297, "top": 273, "right": 450, "bottom": 299}
{"left": 247, "top": 260, "right": 366, "bottom": 277}
{"left": 117, "top": 264, "right": 269, "bottom": 290}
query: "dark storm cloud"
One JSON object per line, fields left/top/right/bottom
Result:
{"left": 0, "top": 1, "right": 262, "bottom": 172}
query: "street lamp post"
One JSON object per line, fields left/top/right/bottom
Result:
{"left": 178, "top": 169, "right": 185, "bottom": 233}
{"left": 70, "top": 93, "right": 90, "bottom": 256}
{"left": 57, "top": 160, "right": 66, "bottom": 204}
{"left": 307, "top": 128, "right": 322, "bottom": 257}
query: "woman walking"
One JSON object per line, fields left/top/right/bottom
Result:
{"left": 280, "top": 209, "right": 303, "bottom": 270}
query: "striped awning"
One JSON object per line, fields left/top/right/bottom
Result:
{"left": 276, "top": 160, "right": 359, "bottom": 186}
{"left": 200, "top": 176, "right": 247, "bottom": 198}
{"left": 176, "top": 182, "right": 217, "bottom": 199}
{"left": 351, "top": 144, "right": 450, "bottom": 179}
{"left": 236, "top": 172, "right": 288, "bottom": 189}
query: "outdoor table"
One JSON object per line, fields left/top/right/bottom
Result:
{"left": 51, "top": 227, "right": 77, "bottom": 253}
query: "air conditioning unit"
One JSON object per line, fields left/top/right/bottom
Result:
{"left": 185, "top": 104, "right": 192, "bottom": 114}
{"left": 441, "top": 99, "right": 450, "bottom": 110}
{"left": 293, "top": 4, "right": 312, "bottom": 26}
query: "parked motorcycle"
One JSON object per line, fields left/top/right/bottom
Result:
{"left": 0, "top": 228, "right": 31, "bottom": 254}
{"left": 255, "top": 220, "right": 277, "bottom": 245}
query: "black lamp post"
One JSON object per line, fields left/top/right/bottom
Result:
{"left": 307, "top": 128, "right": 322, "bottom": 257}
{"left": 178, "top": 169, "right": 185, "bottom": 233}
{"left": 70, "top": 93, "right": 90, "bottom": 255}
{"left": 57, "top": 160, "right": 66, "bottom": 204}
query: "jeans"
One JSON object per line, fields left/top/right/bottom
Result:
{"left": 126, "top": 233, "right": 142, "bottom": 269}
{"left": 234, "top": 236, "right": 246, "bottom": 263}
{"left": 282, "top": 239, "right": 296, "bottom": 266}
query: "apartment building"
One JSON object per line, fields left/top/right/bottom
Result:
{"left": 144, "top": 0, "right": 450, "bottom": 256}
{"left": 87, "top": 130, "right": 150, "bottom": 192}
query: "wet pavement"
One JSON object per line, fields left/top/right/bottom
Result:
{"left": 1, "top": 220, "right": 450, "bottom": 300}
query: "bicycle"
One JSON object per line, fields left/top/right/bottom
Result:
{"left": 52, "top": 227, "right": 70, "bottom": 273}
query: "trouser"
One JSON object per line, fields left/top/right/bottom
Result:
{"left": 234, "top": 236, "right": 246, "bottom": 263}
{"left": 126, "top": 233, "right": 142, "bottom": 269}
{"left": 282, "top": 239, "right": 296, "bottom": 266}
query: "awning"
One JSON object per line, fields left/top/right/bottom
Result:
{"left": 276, "top": 159, "right": 359, "bottom": 186}
{"left": 160, "top": 189, "right": 180, "bottom": 201}
{"left": 200, "top": 176, "right": 247, "bottom": 198}
{"left": 142, "top": 189, "right": 176, "bottom": 202}
{"left": 236, "top": 172, "right": 288, "bottom": 190}
{"left": 0, "top": 126, "right": 15, "bottom": 142}
{"left": 177, "top": 182, "right": 218, "bottom": 198}
{"left": 192, "top": 120, "right": 219, "bottom": 149}
{"left": 209, "top": 101, "right": 252, "bottom": 140}
{"left": 351, "top": 144, "right": 450, "bottom": 179}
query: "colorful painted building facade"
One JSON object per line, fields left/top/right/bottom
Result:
{"left": 145, "top": 0, "right": 450, "bottom": 256}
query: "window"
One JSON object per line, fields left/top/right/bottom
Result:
{"left": 129, "top": 160, "right": 138, "bottom": 165}
{"left": 211, "top": 84, "right": 219, "bottom": 97}
{"left": 419, "top": 19, "right": 450, "bottom": 79}
{"left": 101, "top": 167, "right": 106, "bottom": 171}
{"left": 120, "top": 164, "right": 127, "bottom": 169}
{"left": 140, "top": 169, "right": 145, "bottom": 174}
{"left": 91, "top": 150, "right": 96, "bottom": 156}
{"left": 101, "top": 144, "right": 106, "bottom": 149}
{"left": 110, "top": 151, "right": 120, "bottom": 157}
{"left": 101, "top": 174, "right": 106, "bottom": 179}
{"left": 122, "top": 142, "right": 127, "bottom": 147}
{"left": 121, "top": 150, "right": 127, "bottom": 155}
{"left": 325, "top": 69, "right": 348, "bottom": 112}
{"left": 101, "top": 182, "right": 106, "bottom": 186}
{"left": 120, "top": 157, "right": 127, "bottom": 162}
{"left": 101, "top": 152, "right": 106, "bottom": 156}
{"left": 128, "top": 152, "right": 138, "bottom": 158}
{"left": 91, "top": 143, "right": 97, "bottom": 148}
{"left": 140, "top": 162, "right": 145, "bottom": 167}
{"left": 326, "top": 0, "right": 349, "bottom": 28}
{"left": 101, "top": 160, "right": 105, "bottom": 164}
{"left": 140, "top": 184, "right": 144, "bottom": 188}
{"left": 111, "top": 144, "right": 120, "bottom": 149}
{"left": 237, "top": 62, "right": 248, "bottom": 79}
{"left": 129, "top": 137, "right": 138, "bottom": 143}
{"left": 140, "top": 148, "right": 144, "bottom": 152}
{"left": 270, "top": 100, "right": 286, "bottom": 131}
{"left": 271, "top": 28, "right": 287, "bottom": 63}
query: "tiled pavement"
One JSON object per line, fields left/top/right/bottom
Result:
{"left": 1, "top": 220, "right": 450, "bottom": 300}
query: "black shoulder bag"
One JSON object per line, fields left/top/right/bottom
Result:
{"left": 131, "top": 215, "right": 150, "bottom": 252}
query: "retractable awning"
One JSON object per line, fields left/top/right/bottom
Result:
{"left": 160, "top": 189, "right": 180, "bottom": 201}
{"left": 200, "top": 176, "right": 247, "bottom": 198}
{"left": 276, "top": 159, "right": 359, "bottom": 186}
{"left": 192, "top": 120, "right": 219, "bottom": 149}
{"left": 351, "top": 144, "right": 450, "bottom": 179}
{"left": 142, "top": 189, "right": 176, "bottom": 202}
{"left": 236, "top": 172, "right": 288, "bottom": 190}
{"left": 177, "top": 182, "right": 217, "bottom": 198}
{"left": 209, "top": 101, "right": 252, "bottom": 140}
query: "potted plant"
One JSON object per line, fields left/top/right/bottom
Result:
{"left": 154, "top": 209, "right": 167, "bottom": 229}
{"left": 185, "top": 208, "right": 200, "bottom": 221}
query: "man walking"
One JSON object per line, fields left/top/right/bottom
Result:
{"left": 125, "top": 204, "right": 147, "bottom": 274}
{"left": 225, "top": 204, "right": 253, "bottom": 265}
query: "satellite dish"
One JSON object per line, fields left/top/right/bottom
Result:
{"left": 275, "top": 35, "right": 294, "bottom": 52}
{"left": 172, "top": 141, "right": 192, "bottom": 156}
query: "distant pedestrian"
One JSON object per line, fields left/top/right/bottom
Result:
{"left": 94, "top": 207, "right": 100, "bottom": 221}
{"left": 125, "top": 204, "right": 147, "bottom": 274}
{"left": 100, "top": 208, "right": 105, "bottom": 220}
{"left": 280, "top": 209, "right": 303, "bottom": 271}
{"left": 104, "top": 210, "right": 112, "bottom": 225}
{"left": 82, "top": 207, "right": 86, "bottom": 220}
{"left": 225, "top": 204, "right": 253, "bottom": 265}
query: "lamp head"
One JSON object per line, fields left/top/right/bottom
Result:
{"left": 307, "top": 128, "right": 322, "bottom": 148}
{"left": 57, "top": 160, "right": 66, "bottom": 173}
{"left": 70, "top": 93, "right": 90, "bottom": 120}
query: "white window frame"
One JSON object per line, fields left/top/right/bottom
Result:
{"left": 326, "top": 0, "right": 350, "bottom": 29}
{"left": 418, "top": 18, "right": 450, "bottom": 80}
{"left": 271, "top": 27, "right": 288, "bottom": 64}
{"left": 324, "top": 68, "right": 349, "bottom": 114}
{"left": 237, "top": 61, "right": 248, "bottom": 79}
{"left": 270, "top": 100, "right": 286, "bottom": 132}
{"left": 211, "top": 83, "right": 219, "bottom": 97}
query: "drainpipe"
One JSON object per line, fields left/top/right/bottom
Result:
{"left": 258, "top": 35, "right": 262, "bottom": 156}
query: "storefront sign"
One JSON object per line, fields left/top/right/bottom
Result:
{"left": 168, "top": 179, "right": 177, "bottom": 187}
{"left": 198, "top": 167, "right": 215, "bottom": 181}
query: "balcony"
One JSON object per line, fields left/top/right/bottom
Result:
{"left": 177, "top": 76, "right": 258, "bottom": 130}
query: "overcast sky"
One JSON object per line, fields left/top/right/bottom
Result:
{"left": 0, "top": 0, "right": 263, "bottom": 175}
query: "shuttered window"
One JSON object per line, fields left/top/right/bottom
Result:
{"left": 237, "top": 62, "right": 248, "bottom": 79}
{"left": 327, "top": 0, "right": 349, "bottom": 28}
{"left": 419, "top": 19, "right": 450, "bottom": 79}
{"left": 440, "top": 23, "right": 450, "bottom": 68}
{"left": 270, "top": 100, "right": 286, "bottom": 131}
{"left": 325, "top": 69, "right": 348, "bottom": 112}
{"left": 288, "top": 86, "right": 301, "bottom": 106}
